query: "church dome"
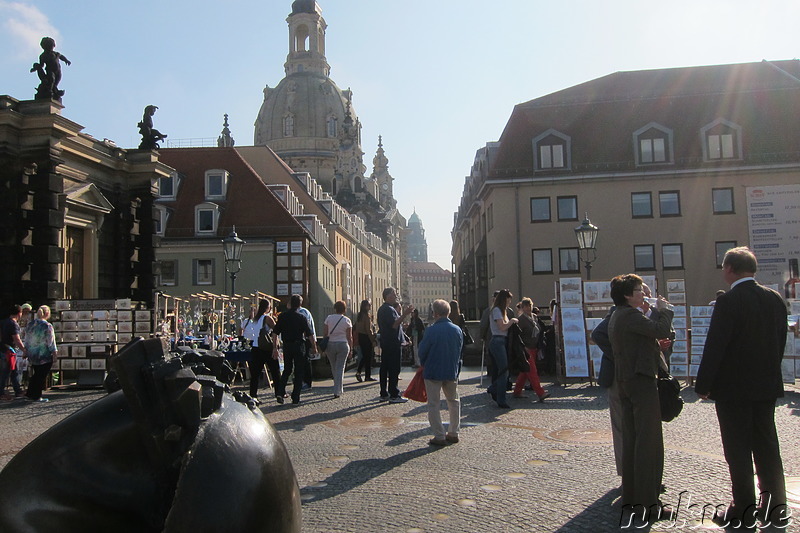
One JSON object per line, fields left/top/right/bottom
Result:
{"left": 408, "top": 211, "right": 421, "bottom": 225}
{"left": 254, "top": 72, "right": 357, "bottom": 148}
{"left": 291, "top": 0, "right": 319, "bottom": 15}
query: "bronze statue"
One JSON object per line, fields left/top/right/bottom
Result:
{"left": 138, "top": 105, "right": 168, "bottom": 149}
{"left": 0, "top": 338, "right": 302, "bottom": 532}
{"left": 31, "top": 37, "right": 71, "bottom": 101}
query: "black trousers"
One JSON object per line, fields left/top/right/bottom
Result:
{"left": 379, "top": 345, "right": 401, "bottom": 398}
{"left": 715, "top": 399, "right": 786, "bottom": 524}
{"left": 26, "top": 362, "right": 53, "bottom": 400}
{"left": 618, "top": 374, "right": 663, "bottom": 510}
{"left": 248, "top": 346, "right": 281, "bottom": 398}
{"left": 357, "top": 333, "right": 374, "bottom": 379}
{"left": 279, "top": 341, "right": 306, "bottom": 403}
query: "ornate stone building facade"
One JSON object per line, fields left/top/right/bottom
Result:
{"left": 0, "top": 97, "right": 171, "bottom": 309}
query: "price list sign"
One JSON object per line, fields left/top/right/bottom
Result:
{"left": 746, "top": 184, "right": 800, "bottom": 292}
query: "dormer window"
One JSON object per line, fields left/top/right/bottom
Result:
{"left": 195, "top": 203, "right": 220, "bottom": 235}
{"left": 701, "top": 119, "right": 742, "bottom": 161}
{"left": 158, "top": 171, "right": 180, "bottom": 199}
{"left": 154, "top": 205, "right": 169, "bottom": 236}
{"left": 204, "top": 169, "right": 228, "bottom": 200}
{"left": 532, "top": 129, "right": 571, "bottom": 171}
{"left": 633, "top": 123, "right": 673, "bottom": 165}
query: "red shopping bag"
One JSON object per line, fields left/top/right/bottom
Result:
{"left": 403, "top": 367, "right": 427, "bottom": 402}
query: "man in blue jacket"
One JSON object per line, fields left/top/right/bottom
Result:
{"left": 418, "top": 299, "right": 464, "bottom": 446}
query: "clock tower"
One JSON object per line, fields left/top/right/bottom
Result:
{"left": 371, "top": 135, "right": 395, "bottom": 209}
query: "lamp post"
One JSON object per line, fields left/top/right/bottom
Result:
{"left": 222, "top": 226, "right": 245, "bottom": 295}
{"left": 574, "top": 213, "right": 599, "bottom": 280}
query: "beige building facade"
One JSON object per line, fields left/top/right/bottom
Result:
{"left": 453, "top": 61, "right": 800, "bottom": 317}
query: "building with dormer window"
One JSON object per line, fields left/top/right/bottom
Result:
{"left": 452, "top": 60, "right": 800, "bottom": 316}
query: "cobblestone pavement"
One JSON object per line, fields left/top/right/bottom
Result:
{"left": 2, "top": 368, "right": 798, "bottom": 532}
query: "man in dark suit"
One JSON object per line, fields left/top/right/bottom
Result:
{"left": 695, "top": 246, "right": 789, "bottom": 530}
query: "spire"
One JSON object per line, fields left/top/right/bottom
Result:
{"left": 372, "top": 134, "right": 388, "bottom": 172}
{"left": 285, "top": 2, "right": 330, "bottom": 77}
{"left": 217, "top": 114, "right": 235, "bottom": 147}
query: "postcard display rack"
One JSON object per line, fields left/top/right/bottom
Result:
{"left": 52, "top": 299, "right": 152, "bottom": 385}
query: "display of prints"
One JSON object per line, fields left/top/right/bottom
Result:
{"left": 691, "top": 317, "right": 711, "bottom": 327}
{"left": 115, "top": 299, "right": 132, "bottom": 310}
{"left": 290, "top": 241, "right": 303, "bottom": 253}
{"left": 674, "top": 329, "right": 687, "bottom": 340}
{"left": 670, "top": 364, "right": 687, "bottom": 377}
{"left": 670, "top": 353, "right": 688, "bottom": 365}
{"left": 55, "top": 300, "right": 70, "bottom": 311}
{"left": 277, "top": 283, "right": 289, "bottom": 296}
{"left": 689, "top": 364, "right": 700, "bottom": 377}
{"left": 276, "top": 241, "right": 288, "bottom": 253}
{"left": 672, "top": 317, "right": 686, "bottom": 330}
{"left": 59, "top": 359, "right": 75, "bottom": 370}
{"left": 90, "top": 359, "right": 107, "bottom": 370}
{"left": 667, "top": 292, "right": 686, "bottom": 304}
{"left": 666, "top": 279, "right": 685, "bottom": 293}
{"left": 76, "top": 359, "right": 91, "bottom": 370}
{"left": 672, "top": 341, "right": 687, "bottom": 353}
{"left": 692, "top": 326, "right": 708, "bottom": 336}
{"left": 583, "top": 281, "right": 613, "bottom": 304}
{"left": 559, "top": 278, "right": 583, "bottom": 308}
{"left": 691, "top": 335, "right": 707, "bottom": 347}
{"left": 691, "top": 344, "right": 705, "bottom": 355}
{"left": 691, "top": 306, "right": 714, "bottom": 318}
{"left": 560, "top": 297, "right": 590, "bottom": 377}
{"left": 672, "top": 305, "right": 686, "bottom": 318}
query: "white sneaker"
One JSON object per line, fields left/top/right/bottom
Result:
{"left": 389, "top": 396, "right": 408, "bottom": 403}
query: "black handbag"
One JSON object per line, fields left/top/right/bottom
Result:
{"left": 462, "top": 327, "right": 474, "bottom": 345}
{"left": 257, "top": 318, "right": 272, "bottom": 350}
{"left": 319, "top": 316, "right": 344, "bottom": 353}
{"left": 658, "top": 375, "right": 684, "bottom": 422}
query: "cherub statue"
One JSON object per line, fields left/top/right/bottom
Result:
{"left": 138, "top": 105, "right": 168, "bottom": 150}
{"left": 31, "top": 37, "right": 71, "bottom": 100}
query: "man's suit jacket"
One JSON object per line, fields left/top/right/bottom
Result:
{"left": 695, "top": 280, "right": 787, "bottom": 402}
{"left": 609, "top": 305, "right": 673, "bottom": 381}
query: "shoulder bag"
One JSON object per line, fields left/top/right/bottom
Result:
{"left": 658, "top": 374, "right": 684, "bottom": 422}
{"left": 318, "top": 316, "right": 344, "bottom": 353}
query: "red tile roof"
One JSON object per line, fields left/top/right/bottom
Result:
{"left": 157, "top": 147, "right": 307, "bottom": 239}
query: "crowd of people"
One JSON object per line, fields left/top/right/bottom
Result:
{"left": 2, "top": 245, "right": 790, "bottom": 529}
{"left": 1, "top": 303, "right": 58, "bottom": 403}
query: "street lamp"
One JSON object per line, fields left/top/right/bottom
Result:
{"left": 574, "top": 213, "right": 599, "bottom": 280}
{"left": 222, "top": 226, "right": 245, "bottom": 295}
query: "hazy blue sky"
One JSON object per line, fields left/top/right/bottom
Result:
{"left": 2, "top": 0, "right": 798, "bottom": 270}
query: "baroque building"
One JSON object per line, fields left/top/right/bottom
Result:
{"left": 407, "top": 210, "right": 428, "bottom": 262}
{"left": 253, "top": 0, "right": 408, "bottom": 299}
{"left": 452, "top": 60, "right": 800, "bottom": 318}
{"left": 0, "top": 96, "right": 170, "bottom": 309}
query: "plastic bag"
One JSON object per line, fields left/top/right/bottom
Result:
{"left": 403, "top": 367, "right": 427, "bottom": 402}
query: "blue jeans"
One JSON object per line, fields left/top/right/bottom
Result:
{"left": 488, "top": 336, "right": 509, "bottom": 405}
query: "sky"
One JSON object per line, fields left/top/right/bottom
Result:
{"left": 2, "top": 0, "right": 799, "bottom": 270}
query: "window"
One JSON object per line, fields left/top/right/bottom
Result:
{"left": 532, "top": 249, "right": 553, "bottom": 274}
{"left": 631, "top": 192, "right": 652, "bottom": 218}
{"left": 154, "top": 206, "right": 168, "bottom": 235}
{"left": 158, "top": 172, "right": 179, "bottom": 199}
{"left": 557, "top": 196, "right": 578, "bottom": 221}
{"left": 540, "top": 144, "right": 565, "bottom": 169}
{"left": 327, "top": 116, "right": 338, "bottom": 137}
{"left": 634, "top": 245, "right": 655, "bottom": 270}
{"left": 283, "top": 114, "right": 295, "bottom": 137}
{"left": 662, "top": 244, "right": 684, "bottom": 269}
{"left": 159, "top": 260, "right": 177, "bottom": 286}
{"left": 530, "top": 197, "right": 551, "bottom": 222}
{"left": 488, "top": 252, "right": 495, "bottom": 279}
{"left": 715, "top": 241, "right": 737, "bottom": 268}
{"left": 195, "top": 203, "right": 219, "bottom": 234}
{"left": 204, "top": 170, "right": 228, "bottom": 200}
{"left": 559, "top": 248, "right": 579, "bottom": 273}
{"left": 532, "top": 129, "right": 571, "bottom": 171}
{"left": 712, "top": 188, "right": 734, "bottom": 214}
{"left": 701, "top": 119, "right": 742, "bottom": 161}
{"left": 487, "top": 204, "right": 493, "bottom": 231}
{"left": 659, "top": 191, "right": 681, "bottom": 217}
{"left": 633, "top": 123, "right": 673, "bottom": 165}
{"left": 193, "top": 259, "right": 214, "bottom": 286}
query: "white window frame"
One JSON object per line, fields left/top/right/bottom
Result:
{"left": 701, "top": 119, "right": 742, "bottom": 161}
{"left": 204, "top": 169, "right": 229, "bottom": 200}
{"left": 195, "top": 203, "right": 220, "bottom": 235}
{"left": 532, "top": 129, "right": 571, "bottom": 171}
{"left": 154, "top": 205, "right": 169, "bottom": 236}
{"left": 633, "top": 122, "right": 673, "bottom": 166}
{"left": 712, "top": 187, "right": 735, "bottom": 214}
{"left": 158, "top": 171, "right": 180, "bottom": 199}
